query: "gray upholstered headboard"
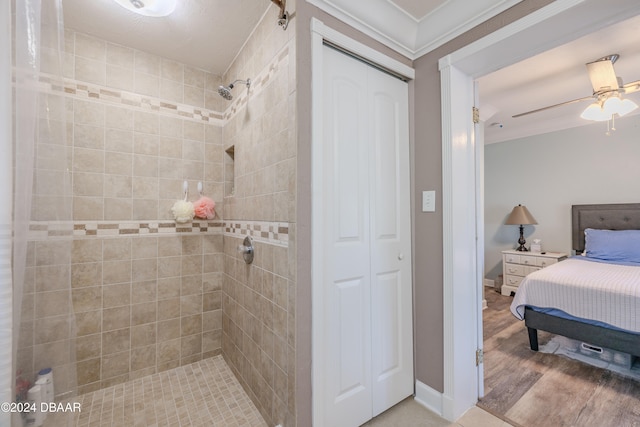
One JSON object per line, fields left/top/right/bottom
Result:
{"left": 572, "top": 203, "right": 640, "bottom": 254}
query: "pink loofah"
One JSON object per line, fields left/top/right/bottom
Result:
{"left": 193, "top": 196, "right": 216, "bottom": 220}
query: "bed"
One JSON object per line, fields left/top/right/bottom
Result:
{"left": 510, "top": 203, "right": 640, "bottom": 357}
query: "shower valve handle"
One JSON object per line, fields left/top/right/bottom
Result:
{"left": 237, "top": 244, "right": 253, "bottom": 255}
{"left": 237, "top": 236, "right": 254, "bottom": 264}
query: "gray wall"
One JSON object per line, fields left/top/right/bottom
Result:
{"left": 484, "top": 114, "right": 640, "bottom": 280}
{"left": 411, "top": 0, "right": 554, "bottom": 392}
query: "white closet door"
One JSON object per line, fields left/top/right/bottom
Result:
{"left": 322, "top": 45, "right": 413, "bottom": 427}
{"left": 322, "top": 45, "right": 373, "bottom": 427}
{"left": 368, "top": 67, "right": 413, "bottom": 417}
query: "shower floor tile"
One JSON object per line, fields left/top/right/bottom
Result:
{"left": 46, "top": 355, "right": 267, "bottom": 427}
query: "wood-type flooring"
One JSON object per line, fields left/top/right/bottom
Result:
{"left": 479, "top": 288, "right": 640, "bottom": 427}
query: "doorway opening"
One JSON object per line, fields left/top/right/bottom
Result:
{"left": 439, "top": 0, "right": 640, "bottom": 420}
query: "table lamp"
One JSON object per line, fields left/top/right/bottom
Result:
{"left": 505, "top": 204, "right": 537, "bottom": 251}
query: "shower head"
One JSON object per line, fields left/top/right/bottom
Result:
{"left": 217, "top": 78, "right": 251, "bottom": 100}
{"left": 217, "top": 86, "right": 233, "bottom": 100}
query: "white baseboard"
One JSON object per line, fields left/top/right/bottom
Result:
{"left": 414, "top": 380, "right": 443, "bottom": 417}
{"left": 483, "top": 279, "right": 493, "bottom": 310}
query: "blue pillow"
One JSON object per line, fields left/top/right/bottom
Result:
{"left": 584, "top": 228, "right": 640, "bottom": 263}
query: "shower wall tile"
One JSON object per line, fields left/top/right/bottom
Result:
{"left": 75, "top": 56, "right": 106, "bottom": 86}
{"left": 74, "top": 124, "right": 104, "bottom": 149}
{"left": 106, "top": 43, "right": 134, "bottom": 68}
{"left": 160, "top": 78, "right": 183, "bottom": 103}
{"left": 103, "top": 198, "right": 131, "bottom": 220}
{"left": 23, "top": 29, "right": 227, "bottom": 396}
{"left": 133, "top": 155, "right": 158, "bottom": 177}
{"left": 74, "top": 33, "right": 106, "bottom": 61}
{"left": 161, "top": 58, "right": 184, "bottom": 82}
{"left": 134, "top": 51, "right": 160, "bottom": 76}
{"left": 184, "top": 85, "right": 204, "bottom": 108}
{"left": 219, "top": 2, "right": 297, "bottom": 425}
{"left": 65, "top": 233, "right": 225, "bottom": 394}
{"left": 107, "top": 64, "right": 135, "bottom": 92}
{"left": 25, "top": 14, "right": 295, "bottom": 416}
{"left": 105, "top": 105, "right": 134, "bottom": 130}
{"left": 134, "top": 71, "right": 160, "bottom": 97}
{"left": 73, "top": 99, "right": 104, "bottom": 126}
{"left": 63, "top": 30, "right": 225, "bottom": 224}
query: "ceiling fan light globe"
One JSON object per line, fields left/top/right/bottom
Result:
{"left": 580, "top": 102, "right": 610, "bottom": 121}
{"left": 602, "top": 96, "right": 622, "bottom": 116}
{"left": 617, "top": 98, "right": 639, "bottom": 117}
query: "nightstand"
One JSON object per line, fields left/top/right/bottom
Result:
{"left": 501, "top": 250, "right": 567, "bottom": 296}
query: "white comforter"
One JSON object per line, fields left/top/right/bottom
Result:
{"left": 510, "top": 257, "right": 640, "bottom": 333}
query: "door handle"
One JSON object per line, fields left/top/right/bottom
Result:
{"left": 398, "top": 253, "right": 404, "bottom": 260}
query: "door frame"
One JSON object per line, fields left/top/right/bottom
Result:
{"left": 438, "top": 0, "right": 640, "bottom": 420}
{"left": 310, "top": 18, "right": 415, "bottom": 427}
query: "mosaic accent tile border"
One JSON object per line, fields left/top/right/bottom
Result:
{"left": 27, "top": 220, "right": 224, "bottom": 239}
{"left": 34, "top": 74, "right": 226, "bottom": 125}
{"left": 28, "top": 219, "right": 289, "bottom": 246}
{"left": 71, "top": 220, "right": 226, "bottom": 236}
{"left": 35, "top": 44, "right": 289, "bottom": 125}
{"left": 224, "top": 220, "right": 289, "bottom": 247}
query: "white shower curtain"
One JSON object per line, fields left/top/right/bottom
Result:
{"left": 6, "top": 1, "right": 76, "bottom": 425}
{"left": 1, "top": 1, "right": 14, "bottom": 426}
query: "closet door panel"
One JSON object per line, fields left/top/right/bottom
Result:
{"left": 322, "top": 45, "right": 372, "bottom": 427}
{"left": 368, "top": 69, "right": 414, "bottom": 416}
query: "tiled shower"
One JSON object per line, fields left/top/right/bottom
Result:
{"left": 17, "top": 2, "right": 297, "bottom": 426}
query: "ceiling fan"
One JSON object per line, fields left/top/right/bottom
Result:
{"left": 513, "top": 54, "right": 640, "bottom": 119}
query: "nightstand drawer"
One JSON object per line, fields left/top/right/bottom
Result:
{"left": 504, "top": 275, "right": 523, "bottom": 287}
{"left": 520, "top": 255, "right": 537, "bottom": 266}
{"left": 505, "top": 263, "right": 525, "bottom": 276}
{"left": 536, "top": 257, "right": 558, "bottom": 268}
{"left": 504, "top": 253, "right": 521, "bottom": 264}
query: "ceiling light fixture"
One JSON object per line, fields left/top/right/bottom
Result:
{"left": 580, "top": 94, "right": 639, "bottom": 122}
{"left": 514, "top": 54, "right": 640, "bottom": 135}
{"left": 112, "top": 0, "right": 177, "bottom": 17}
{"left": 580, "top": 92, "right": 638, "bottom": 135}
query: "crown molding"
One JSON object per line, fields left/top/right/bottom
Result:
{"left": 306, "top": 0, "right": 417, "bottom": 58}
{"left": 306, "top": 0, "right": 522, "bottom": 59}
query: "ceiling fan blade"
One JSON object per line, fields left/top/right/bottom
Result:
{"left": 512, "top": 95, "right": 594, "bottom": 118}
{"left": 586, "top": 57, "right": 619, "bottom": 93}
{"left": 622, "top": 79, "right": 640, "bottom": 94}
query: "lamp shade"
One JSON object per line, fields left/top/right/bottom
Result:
{"left": 505, "top": 204, "right": 537, "bottom": 225}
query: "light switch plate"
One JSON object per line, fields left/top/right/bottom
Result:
{"left": 422, "top": 190, "right": 435, "bottom": 212}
